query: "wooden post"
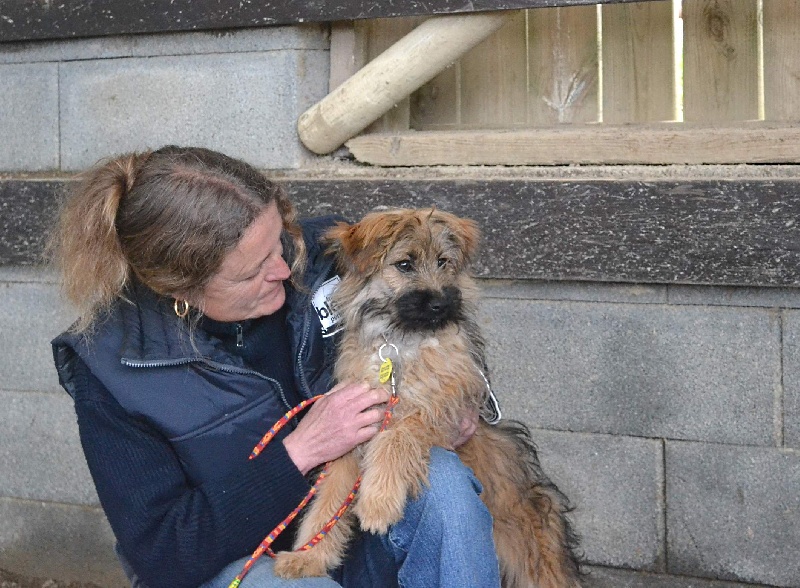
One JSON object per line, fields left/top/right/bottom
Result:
{"left": 297, "top": 11, "right": 515, "bottom": 155}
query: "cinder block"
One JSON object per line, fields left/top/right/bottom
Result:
{"left": 668, "top": 285, "right": 800, "bottom": 309}
{"left": 480, "top": 300, "right": 780, "bottom": 445}
{"left": 0, "top": 390, "right": 97, "bottom": 505}
{"left": 60, "top": 50, "right": 329, "bottom": 171}
{"left": 584, "top": 565, "right": 774, "bottom": 588}
{"left": 666, "top": 441, "right": 800, "bottom": 587}
{"left": 0, "top": 25, "right": 329, "bottom": 65}
{"left": 480, "top": 279, "right": 667, "bottom": 305}
{"left": 783, "top": 311, "right": 800, "bottom": 448}
{"left": 0, "top": 280, "right": 76, "bottom": 392}
{"left": 530, "top": 429, "right": 664, "bottom": 570}
{"left": 0, "top": 497, "right": 125, "bottom": 587}
{"left": 0, "top": 63, "right": 58, "bottom": 171}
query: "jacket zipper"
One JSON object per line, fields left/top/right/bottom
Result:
{"left": 295, "top": 274, "right": 332, "bottom": 399}
{"left": 121, "top": 356, "right": 293, "bottom": 412}
{"left": 236, "top": 323, "right": 244, "bottom": 348}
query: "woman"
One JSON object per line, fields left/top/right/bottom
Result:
{"left": 50, "top": 146, "right": 500, "bottom": 588}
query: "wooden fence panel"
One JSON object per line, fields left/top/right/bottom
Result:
{"left": 763, "top": 0, "right": 800, "bottom": 121}
{"left": 601, "top": 1, "right": 675, "bottom": 123}
{"left": 527, "top": 6, "right": 600, "bottom": 124}
{"left": 355, "top": 17, "right": 422, "bottom": 132}
{"left": 459, "top": 11, "right": 529, "bottom": 127}
{"left": 682, "top": 0, "right": 759, "bottom": 123}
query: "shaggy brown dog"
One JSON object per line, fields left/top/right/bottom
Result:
{"left": 274, "top": 208, "right": 581, "bottom": 587}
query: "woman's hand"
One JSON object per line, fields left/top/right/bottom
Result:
{"left": 283, "top": 382, "right": 390, "bottom": 475}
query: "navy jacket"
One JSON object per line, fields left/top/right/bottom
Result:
{"left": 52, "top": 217, "right": 343, "bottom": 588}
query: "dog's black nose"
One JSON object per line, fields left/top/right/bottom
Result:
{"left": 395, "top": 286, "right": 463, "bottom": 331}
{"left": 428, "top": 299, "right": 443, "bottom": 313}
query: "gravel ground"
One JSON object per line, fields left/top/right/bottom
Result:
{"left": 0, "top": 569, "right": 102, "bottom": 588}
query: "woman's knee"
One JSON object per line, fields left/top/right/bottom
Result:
{"left": 427, "top": 446, "right": 484, "bottom": 499}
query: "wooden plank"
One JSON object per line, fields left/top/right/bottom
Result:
{"left": 329, "top": 22, "right": 359, "bottom": 92}
{"left": 0, "top": 0, "right": 651, "bottom": 44}
{"left": 527, "top": 5, "right": 600, "bottom": 125}
{"left": 345, "top": 123, "right": 800, "bottom": 165}
{"left": 410, "top": 64, "right": 462, "bottom": 129}
{"left": 682, "top": 0, "right": 759, "bottom": 123}
{"left": 357, "top": 17, "right": 423, "bottom": 133}
{"left": 286, "top": 178, "right": 800, "bottom": 286}
{"left": 762, "top": 0, "right": 800, "bottom": 121}
{"left": 459, "top": 11, "right": 529, "bottom": 127}
{"left": 299, "top": 12, "right": 514, "bottom": 153}
{"left": 601, "top": 1, "right": 675, "bottom": 123}
{"left": 10, "top": 175, "right": 800, "bottom": 287}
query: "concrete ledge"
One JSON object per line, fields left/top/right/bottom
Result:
{"left": 531, "top": 429, "right": 664, "bottom": 570}
{"left": 481, "top": 299, "right": 780, "bottom": 445}
{"left": 666, "top": 441, "right": 800, "bottom": 587}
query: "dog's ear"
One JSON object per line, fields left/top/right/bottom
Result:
{"left": 323, "top": 219, "right": 387, "bottom": 274}
{"left": 449, "top": 216, "right": 481, "bottom": 264}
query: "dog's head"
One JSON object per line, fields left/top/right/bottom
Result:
{"left": 324, "top": 208, "right": 480, "bottom": 334}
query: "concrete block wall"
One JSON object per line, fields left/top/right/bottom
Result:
{"left": 0, "top": 26, "right": 330, "bottom": 172}
{"left": 2, "top": 23, "right": 799, "bottom": 588}
{"left": 480, "top": 281, "right": 800, "bottom": 587}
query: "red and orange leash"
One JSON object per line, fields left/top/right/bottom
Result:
{"left": 229, "top": 351, "right": 400, "bottom": 588}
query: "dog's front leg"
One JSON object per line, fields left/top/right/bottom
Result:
{"left": 354, "top": 416, "right": 440, "bottom": 534}
{"left": 273, "top": 451, "right": 360, "bottom": 578}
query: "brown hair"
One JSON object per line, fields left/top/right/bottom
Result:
{"left": 49, "top": 146, "right": 306, "bottom": 332}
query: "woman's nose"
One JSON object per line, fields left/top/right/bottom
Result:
{"left": 266, "top": 257, "right": 291, "bottom": 281}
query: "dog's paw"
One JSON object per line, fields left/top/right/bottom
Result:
{"left": 273, "top": 550, "right": 329, "bottom": 579}
{"left": 354, "top": 493, "right": 405, "bottom": 535}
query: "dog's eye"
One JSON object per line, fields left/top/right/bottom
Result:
{"left": 437, "top": 258, "right": 449, "bottom": 268}
{"left": 394, "top": 260, "right": 414, "bottom": 273}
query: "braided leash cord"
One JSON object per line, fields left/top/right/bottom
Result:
{"left": 229, "top": 394, "right": 400, "bottom": 588}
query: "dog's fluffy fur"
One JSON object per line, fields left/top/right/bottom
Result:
{"left": 274, "top": 208, "right": 581, "bottom": 587}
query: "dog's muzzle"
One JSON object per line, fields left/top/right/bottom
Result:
{"left": 395, "top": 286, "right": 463, "bottom": 331}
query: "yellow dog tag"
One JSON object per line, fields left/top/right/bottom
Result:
{"left": 379, "top": 358, "right": 393, "bottom": 384}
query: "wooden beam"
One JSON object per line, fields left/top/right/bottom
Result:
{"left": 345, "top": 124, "right": 800, "bottom": 166}
{"left": 0, "top": 0, "right": 647, "bottom": 44}
{"left": 298, "top": 12, "right": 515, "bottom": 154}
{"left": 7, "top": 174, "right": 800, "bottom": 287}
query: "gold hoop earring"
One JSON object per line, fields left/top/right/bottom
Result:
{"left": 174, "top": 299, "right": 190, "bottom": 318}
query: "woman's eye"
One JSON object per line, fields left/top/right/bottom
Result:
{"left": 394, "top": 260, "right": 414, "bottom": 273}
{"left": 437, "top": 258, "right": 448, "bottom": 268}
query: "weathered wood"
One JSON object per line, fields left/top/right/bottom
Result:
{"left": 762, "top": 0, "right": 800, "bottom": 121}
{"left": 8, "top": 175, "right": 800, "bottom": 287}
{"left": 682, "top": 0, "right": 759, "bottom": 123}
{"left": 345, "top": 123, "right": 800, "bottom": 166}
{"left": 329, "top": 22, "right": 359, "bottom": 92}
{"left": 528, "top": 5, "right": 599, "bottom": 124}
{"left": 298, "top": 12, "right": 514, "bottom": 154}
{"left": 0, "top": 0, "right": 649, "bottom": 44}
{"left": 601, "top": 1, "right": 675, "bottom": 123}
{"left": 356, "top": 17, "right": 423, "bottom": 133}
{"left": 460, "top": 11, "right": 529, "bottom": 127}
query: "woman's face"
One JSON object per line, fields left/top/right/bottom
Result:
{"left": 198, "top": 203, "right": 291, "bottom": 322}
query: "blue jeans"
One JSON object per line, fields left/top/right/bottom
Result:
{"left": 124, "top": 448, "right": 501, "bottom": 588}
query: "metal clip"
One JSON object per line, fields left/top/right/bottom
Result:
{"left": 378, "top": 343, "right": 399, "bottom": 398}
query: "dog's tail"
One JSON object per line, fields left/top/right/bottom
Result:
{"left": 458, "top": 421, "right": 582, "bottom": 588}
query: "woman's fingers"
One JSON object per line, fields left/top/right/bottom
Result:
{"left": 282, "top": 382, "right": 390, "bottom": 474}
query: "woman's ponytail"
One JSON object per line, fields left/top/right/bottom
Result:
{"left": 49, "top": 152, "right": 149, "bottom": 332}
